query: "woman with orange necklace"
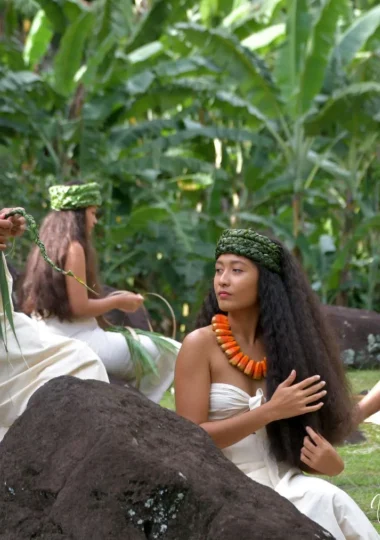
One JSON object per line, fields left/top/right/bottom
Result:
{"left": 175, "top": 229, "right": 377, "bottom": 539}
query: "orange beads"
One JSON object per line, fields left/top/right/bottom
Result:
{"left": 211, "top": 315, "right": 267, "bottom": 381}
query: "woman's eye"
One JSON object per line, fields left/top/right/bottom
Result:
{"left": 233, "top": 269, "right": 242, "bottom": 273}
{"left": 215, "top": 268, "right": 222, "bottom": 274}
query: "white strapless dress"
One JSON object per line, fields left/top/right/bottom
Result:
{"left": 209, "top": 383, "right": 379, "bottom": 540}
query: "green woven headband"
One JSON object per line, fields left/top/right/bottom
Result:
{"left": 49, "top": 183, "right": 102, "bottom": 211}
{"left": 215, "top": 229, "right": 282, "bottom": 274}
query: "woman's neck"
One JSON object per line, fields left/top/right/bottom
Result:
{"left": 227, "top": 307, "right": 260, "bottom": 347}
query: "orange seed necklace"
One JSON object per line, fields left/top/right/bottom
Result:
{"left": 212, "top": 314, "right": 267, "bottom": 380}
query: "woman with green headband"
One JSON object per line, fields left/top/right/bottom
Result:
{"left": 175, "top": 229, "right": 377, "bottom": 539}
{"left": 0, "top": 206, "right": 108, "bottom": 441}
{"left": 20, "top": 182, "right": 180, "bottom": 403}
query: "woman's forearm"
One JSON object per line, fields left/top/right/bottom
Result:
{"left": 71, "top": 296, "right": 120, "bottom": 318}
{"left": 358, "top": 380, "right": 380, "bottom": 422}
{"left": 200, "top": 402, "right": 278, "bottom": 449}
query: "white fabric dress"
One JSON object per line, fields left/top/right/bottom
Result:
{"left": 34, "top": 316, "right": 180, "bottom": 404}
{"left": 209, "top": 383, "right": 379, "bottom": 540}
{"left": 0, "top": 255, "right": 109, "bottom": 442}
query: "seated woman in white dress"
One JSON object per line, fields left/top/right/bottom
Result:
{"left": 19, "top": 183, "right": 180, "bottom": 404}
{"left": 0, "top": 207, "right": 108, "bottom": 441}
{"left": 175, "top": 228, "right": 378, "bottom": 539}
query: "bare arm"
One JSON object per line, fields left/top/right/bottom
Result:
{"left": 175, "top": 330, "right": 326, "bottom": 449}
{"left": 358, "top": 380, "right": 380, "bottom": 423}
{"left": 65, "top": 242, "right": 143, "bottom": 318}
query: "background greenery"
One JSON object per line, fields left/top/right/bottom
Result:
{"left": 1, "top": 0, "right": 380, "bottom": 337}
{"left": 1, "top": 1, "right": 380, "bottom": 529}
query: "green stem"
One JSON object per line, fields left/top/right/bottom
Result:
{"left": 5, "top": 209, "right": 98, "bottom": 296}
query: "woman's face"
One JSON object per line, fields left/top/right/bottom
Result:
{"left": 214, "top": 254, "right": 259, "bottom": 312}
{"left": 85, "top": 206, "right": 98, "bottom": 234}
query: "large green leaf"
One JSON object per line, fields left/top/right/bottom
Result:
{"left": 0, "top": 39, "right": 25, "bottom": 71}
{"left": 23, "top": 10, "right": 53, "bottom": 69}
{"left": 125, "top": 0, "right": 171, "bottom": 54}
{"left": 331, "top": 5, "right": 380, "bottom": 69}
{"left": 299, "top": 0, "right": 347, "bottom": 115}
{"left": 112, "top": 121, "right": 268, "bottom": 158}
{"left": 327, "top": 214, "right": 380, "bottom": 289}
{"left": 200, "top": 0, "right": 219, "bottom": 26}
{"left": 246, "top": 171, "right": 294, "bottom": 207}
{"left": 274, "top": 0, "right": 311, "bottom": 116}
{"left": 174, "top": 23, "right": 280, "bottom": 116}
{"left": 110, "top": 119, "right": 181, "bottom": 147}
{"left": 111, "top": 155, "right": 228, "bottom": 181}
{"left": 35, "top": 0, "right": 67, "bottom": 32}
{"left": 237, "top": 212, "right": 294, "bottom": 244}
{"left": 306, "top": 150, "right": 351, "bottom": 180}
{"left": 213, "top": 91, "right": 275, "bottom": 130}
{"left": 223, "top": 0, "right": 283, "bottom": 39}
{"left": 53, "top": 12, "right": 94, "bottom": 96}
{"left": 223, "top": 7, "right": 262, "bottom": 41}
{"left": 114, "top": 77, "right": 223, "bottom": 121}
{"left": 80, "top": 34, "right": 116, "bottom": 88}
{"left": 242, "top": 24, "right": 285, "bottom": 51}
{"left": 154, "top": 56, "right": 221, "bottom": 78}
{"left": 0, "top": 70, "right": 41, "bottom": 92}
{"left": 96, "top": 0, "right": 133, "bottom": 42}
{"left": 114, "top": 57, "right": 220, "bottom": 101}
{"left": 304, "top": 82, "right": 380, "bottom": 134}
{"left": 127, "top": 205, "right": 171, "bottom": 234}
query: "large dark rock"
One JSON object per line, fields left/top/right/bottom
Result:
{"left": 0, "top": 377, "right": 333, "bottom": 540}
{"left": 324, "top": 305, "right": 380, "bottom": 368}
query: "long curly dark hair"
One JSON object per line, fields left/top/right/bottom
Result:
{"left": 19, "top": 190, "right": 100, "bottom": 321}
{"left": 195, "top": 240, "right": 353, "bottom": 468}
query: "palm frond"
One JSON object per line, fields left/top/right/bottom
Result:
{"left": 0, "top": 254, "right": 18, "bottom": 353}
{"left": 106, "top": 326, "right": 160, "bottom": 388}
{"left": 135, "top": 328, "right": 179, "bottom": 358}
{"left": 5, "top": 209, "right": 98, "bottom": 295}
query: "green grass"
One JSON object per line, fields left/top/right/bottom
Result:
{"left": 331, "top": 369, "right": 380, "bottom": 533}
{"left": 161, "top": 370, "right": 380, "bottom": 532}
{"left": 346, "top": 369, "right": 380, "bottom": 395}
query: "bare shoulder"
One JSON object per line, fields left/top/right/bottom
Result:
{"left": 176, "top": 326, "right": 215, "bottom": 370}
{"left": 182, "top": 326, "right": 214, "bottom": 349}
{"left": 67, "top": 241, "right": 85, "bottom": 258}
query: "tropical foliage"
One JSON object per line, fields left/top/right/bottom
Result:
{"left": 1, "top": 0, "right": 380, "bottom": 336}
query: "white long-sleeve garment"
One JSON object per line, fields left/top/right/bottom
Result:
{"left": 209, "top": 382, "right": 379, "bottom": 540}
{"left": 0, "top": 255, "right": 109, "bottom": 441}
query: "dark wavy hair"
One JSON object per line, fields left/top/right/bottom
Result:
{"left": 195, "top": 239, "right": 353, "bottom": 468}
{"left": 19, "top": 186, "right": 100, "bottom": 321}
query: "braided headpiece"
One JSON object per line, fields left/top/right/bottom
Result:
{"left": 215, "top": 229, "right": 282, "bottom": 274}
{"left": 49, "top": 183, "right": 102, "bottom": 211}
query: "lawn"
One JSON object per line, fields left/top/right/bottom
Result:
{"left": 330, "top": 369, "right": 380, "bottom": 533}
{"left": 161, "top": 369, "right": 380, "bottom": 533}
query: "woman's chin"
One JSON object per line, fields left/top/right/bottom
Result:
{"left": 217, "top": 298, "right": 233, "bottom": 311}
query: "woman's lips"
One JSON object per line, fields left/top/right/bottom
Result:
{"left": 218, "top": 292, "right": 231, "bottom": 299}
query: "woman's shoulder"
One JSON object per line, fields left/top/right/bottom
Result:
{"left": 67, "top": 241, "right": 85, "bottom": 256}
{"left": 65, "top": 241, "right": 86, "bottom": 272}
{"left": 182, "top": 326, "right": 215, "bottom": 350}
{"left": 177, "top": 326, "right": 215, "bottom": 370}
